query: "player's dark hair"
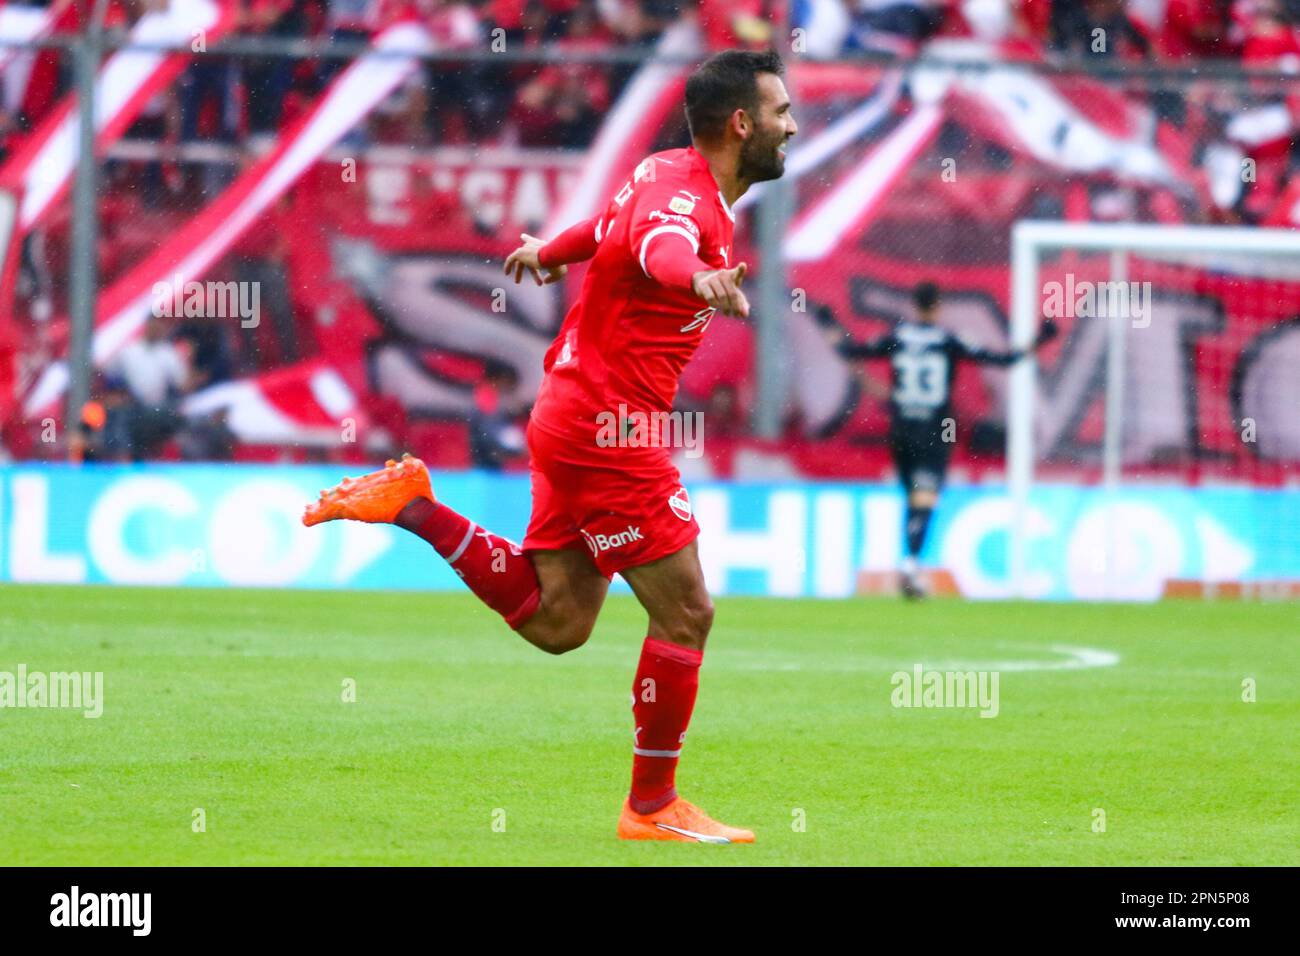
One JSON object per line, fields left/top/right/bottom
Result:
{"left": 684, "top": 49, "right": 785, "bottom": 143}
{"left": 913, "top": 281, "right": 940, "bottom": 312}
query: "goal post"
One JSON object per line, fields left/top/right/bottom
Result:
{"left": 1007, "top": 221, "right": 1300, "bottom": 600}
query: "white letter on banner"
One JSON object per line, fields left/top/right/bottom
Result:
{"left": 861, "top": 493, "right": 902, "bottom": 571}
{"left": 87, "top": 476, "right": 197, "bottom": 584}
{"left": 1065, "top": 501, "right": 1183, "bottom": 601}
{"left": 694, "top": 489, "right": 807, "bottom": 596}
{"left": 941, "top": 497, "right": 1054, "bottom": 599}
{"left": 10, "top": 475, "right": 86, "bottom": 582}
{"left": 813, "top": 491, "right": 854, "bottom": 597}
{"left": 210, "top": 481, "right": 321, "bottom": 586}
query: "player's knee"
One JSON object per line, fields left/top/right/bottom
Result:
{"left": 531, "top": 593, "right": 596, "bottom": 655}
{"left": 694, "top": 598, "right": 716, "bottom": 644}
{"left": 539, "top": 619, "right": 593, "bottom": 655}
{"left": 657, "top": 594, "right": 714, "bottom": 649}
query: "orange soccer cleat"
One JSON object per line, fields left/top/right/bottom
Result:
{"left": 617, "top": 797, "right": 755, "bottom": 844}
{"left": 302, "top": 453, "right": 433, "bottom": 527}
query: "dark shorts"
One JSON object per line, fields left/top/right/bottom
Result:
{"left": 890, "top": 424, "right": 952, "bottom": 494}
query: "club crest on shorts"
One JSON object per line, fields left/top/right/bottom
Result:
{"left": 668, "top": 487, "right": 692, "bottom": 521}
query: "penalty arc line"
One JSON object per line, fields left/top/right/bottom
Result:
{"left": 710, "top": 644, "right": 1121, "bottom": 674}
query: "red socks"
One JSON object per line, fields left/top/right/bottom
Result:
{"left": 629, "top": 637, "right": 703, "bottom": 814}
{"left": 396, "top": 498, "right": 541, "bottom": 629}
{"left": 398, "top": 502, "right": 703, "bottom": 811}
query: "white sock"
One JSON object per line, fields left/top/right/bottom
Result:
{"left": 901, "top": 556, "right": 918, "bottom": 576}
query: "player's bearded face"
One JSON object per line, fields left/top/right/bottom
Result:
{"left": 738, "top": 75, "right": 795, "bottom": 184}
{"left": 739, "top": 120, "right": 787, "bottom": 183}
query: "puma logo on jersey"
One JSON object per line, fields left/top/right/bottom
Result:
{"left": 719, "top": 246, "right": 729, "bottom": 266}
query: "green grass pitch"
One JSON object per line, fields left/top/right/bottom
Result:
{"left": 1, "top": 583, "right": 1296, "bottom": 866}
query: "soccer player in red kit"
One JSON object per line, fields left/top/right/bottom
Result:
{"left": 304, "top": 50, "right": 796, "bottom": 843}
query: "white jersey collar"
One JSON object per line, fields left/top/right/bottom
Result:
{"left": 716, "top": 190, "right": 736, "bottom": 223}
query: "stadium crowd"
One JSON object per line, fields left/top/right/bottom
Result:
{"left": 798, "top": 0, "right": 1300, "bottom": 62}
{"left": 3, "top": 1, "right": 1299, "bottom": 160}
{"left": 1, "top": 0, "right": 1298, "bottom": 466}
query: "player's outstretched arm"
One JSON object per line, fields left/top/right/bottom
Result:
{"left": 640, "top": 232, "right": 750, "bottom": 317}
{"left": 829, "top": 331, "right": 894, "bottom": 398}
{"left": 503, "top": 216, "right": 602, "bottom": 285}
{"left": 835, "top": 335, "right": 893, "bottom": 360}
{"left": 957, "top": 319, "right": 1059, "bottom": 365}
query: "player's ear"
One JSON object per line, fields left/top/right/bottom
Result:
{"left": 730, "top": 108, "right": 751, "bottom": 140}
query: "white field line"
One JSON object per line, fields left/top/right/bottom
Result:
{"left": 578, "top": 642, "right": 1121, "bottom": 674}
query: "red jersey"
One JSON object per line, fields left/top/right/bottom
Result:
{"left": 531, "top": 146, "right": 737, "bottom": 448}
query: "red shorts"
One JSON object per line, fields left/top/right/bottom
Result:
{"left": 522, "top": 420, "right": 699, "bottom": 578}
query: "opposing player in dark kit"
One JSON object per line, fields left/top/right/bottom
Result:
{"left": 838, "top": 281, "right": 1058, "bottom": 598}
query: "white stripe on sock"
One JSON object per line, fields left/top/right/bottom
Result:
{"left": 633, "top": 746, "right": 682, "bottom": 758}
{"left": 446, "top": 522, "right": 477, "bottom": 564}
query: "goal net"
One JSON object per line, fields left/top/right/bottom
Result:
{"left": 1008, "top": 222, "right": 1300, "bottom": 601}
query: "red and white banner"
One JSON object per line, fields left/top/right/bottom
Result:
{"left": 263, "top": 147, "right": 1300, "bottom": 480}
{"left": 913, "top": 40, "right": 1180, "bottom": 187}
{"left": 0, "top": 0, "right": 236, "bottom": 233}
{"left": 8, "top": 28, "right": 1295, "bottom": 480}
{"left": 778, "top": 42, "right": 1187, "bottom": 267}
{"left": 543, "top": 19, "right": 700, "bottom": 235}
{"left": 0, "top": 1, "right": 72, "bottom": 425}
{"left": 0, "top": 1, "right": 66, "bottom": 81}
{"left": 0, "top": 0, "right": 233, "bottom": 390}
{"left": 785, "top": 102, "right": 944, "bottom": 262}
{"left": 181, "top": 360, "right": 359, "bottom": 445}
{"left": 23, "top": 19, "right": 437, "bottom": 417}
